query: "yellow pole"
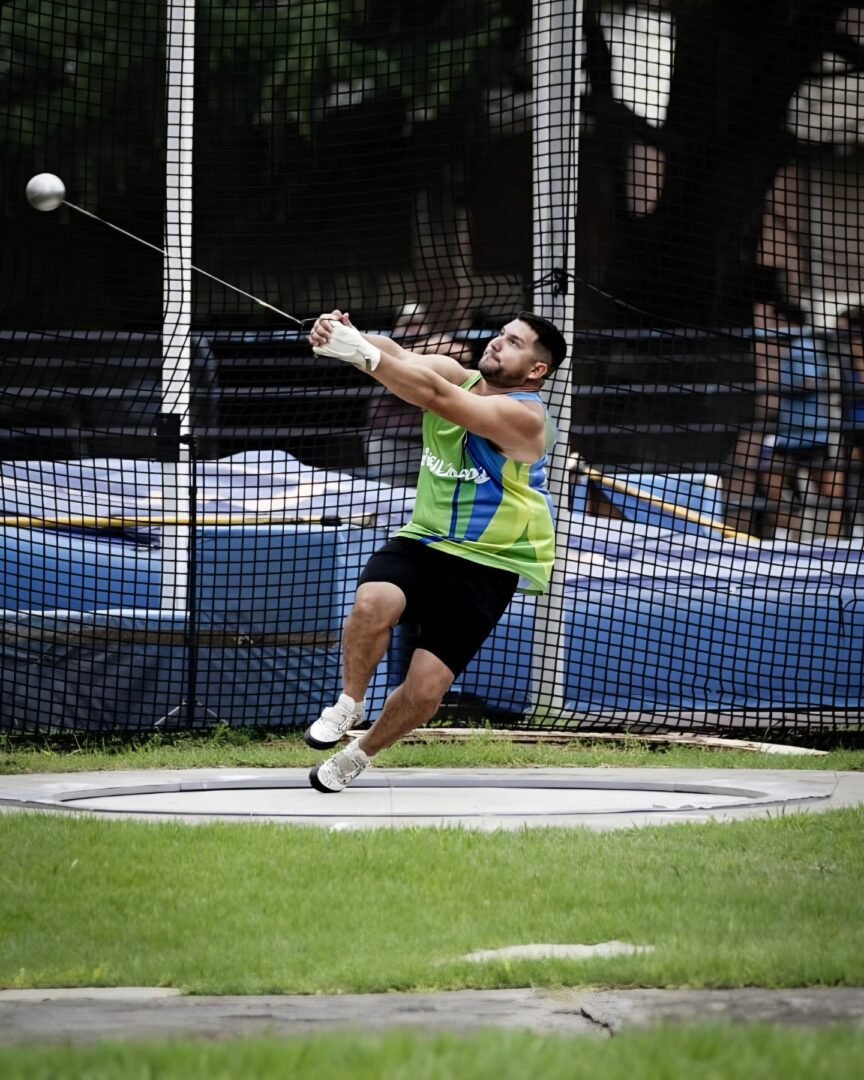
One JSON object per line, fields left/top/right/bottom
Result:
{"left": 582, "top": 467, "right": 759, "bottom": 545}
{"left": 0, "top": 513, "right": 379, "bottom": 529}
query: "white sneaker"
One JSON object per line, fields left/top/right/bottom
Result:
{"left": 309, "top": 742, "right": 371, "bottom": 793}
{"left": 304, "top": 694, "right": 365, "bottom": 750}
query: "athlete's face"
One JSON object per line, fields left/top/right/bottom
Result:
{"left": 479, "top": 319, "right": 548, "bottom": 387}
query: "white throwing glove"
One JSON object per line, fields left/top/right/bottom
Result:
{"left": 313, "top": 322, "right": 381, "bottom": 372}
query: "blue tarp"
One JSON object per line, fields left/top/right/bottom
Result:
{"left": 1, "top": 455, "right": 862, "bottom": 729}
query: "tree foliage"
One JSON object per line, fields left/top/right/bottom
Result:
{"left": 581, "top": 0, "right": 860, "bottom": 325}
{"left": 0, "top": 0, "right": 161, "bottom": 150}
{"left": 0, "top": 0, "right": 513, "bottom": 154}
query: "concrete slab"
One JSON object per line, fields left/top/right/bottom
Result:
{"left": 0, "top": 988, "right": 181, "bottom": 1002}
{"left": 0, "top": 766, "right": 860, "bottom": 830}
{"left": 1, "top": 987, "right": 863, "bottom": 1045}
{"left": 578, "top": 987, "right": 864, "bottom": 1033}
{"left": 463, "top": 942, "right": 655, "bottom": 962}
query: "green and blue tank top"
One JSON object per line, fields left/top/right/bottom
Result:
{"left": 397, "top": 371, "right": 557, "bottom": 593}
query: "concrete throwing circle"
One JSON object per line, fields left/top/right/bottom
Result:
{"left": 0, "top": 767, "right": 850, "bottom": 830}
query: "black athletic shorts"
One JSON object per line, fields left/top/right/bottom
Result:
{"left": 357, "top": 537, "right": 519, "bottom": 678}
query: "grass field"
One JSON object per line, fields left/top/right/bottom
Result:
{"left": 2, "top": 803, "right": 863, "bottom": 993}
{"left": 2, "top": 732, "right": 863, "bottom": 1076}
{"left": 2, "top": 1027, "right": 864, "bottom": 1080}
{"left": 2, "top": 732, "right": 863, "bottom": 993}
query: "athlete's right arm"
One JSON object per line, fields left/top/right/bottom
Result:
{"left": 312, "top": 310, "right": 468, "bottom": 385}
{"left": 365, "top": 336, "right": 468, "bottom": 383}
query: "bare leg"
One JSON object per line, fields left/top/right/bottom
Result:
{"left": 760, "top": 455, "right": 799, "bottom": 538}
{"left": 358, "top": 648, "right": 455, "bottom": 756}
{"left": 342, "top": 582, "right": 406, "bottom": 702}
{"left": 816, "top": 462, "right": 847, "bottom": 539}
{"left": 725, "top": 428, "right": 768, "bottom": 536}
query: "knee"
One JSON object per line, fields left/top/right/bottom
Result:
{"left": 399, "top": 682, "right": 444, "bottom": 719}
{"left": 350, "top": 584, "right": 404, "bottom": 632}
{"left": 401, "top": 668, "right": 453, "bottom": 717}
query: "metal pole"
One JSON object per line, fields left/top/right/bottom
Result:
{"left": 529, "top": 0, "right": 584, "bottom": 720}
{"left": 160, "top": 0, "right": 195, "bottom": 614}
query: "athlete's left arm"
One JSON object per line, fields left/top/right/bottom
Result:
{"left": 371, "top": 353, "right": 547, "bottom": 463}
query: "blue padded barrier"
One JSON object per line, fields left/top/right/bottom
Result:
{"left": 712, "top": 585, "right": 846, "bottom": 709}
{"left": 571, "top": 473, "right": 725, "bottom": 536}
{"left": 563, "top": 584, "right": 712, "bottom": 713}
{"left": 2, "top": 520, "right": 860, "bottom": 728}
{"left": 194, "top": 524, "right": 392, "bottom": 722}
{"left": 194, "top": 525, "right": 387, "bottom": 636}
{"left": 570, "top": 477, "right": 590, "bottom": 517}
{"left": 0, "top": 524, "right": 387, "bottom": 633}
{"left": 838, "top": 589, "right": 864, "bottom": 704}
{"left": 0, "top": 525, "right": 391, "bottom": 730}
{"left": 0, "top": 528, "right": 160, "bottom": 611}
{"left": 191, "top": 623, "right": 344, "bottom": 729}
{"left": 563, "top": 582, "right": 850, "bottom": 713}
{"left": 0, "top": 609, "right": 190, "bottom": 731}
{"left": 0, "top": 608, "right": 343, "bottom": 732}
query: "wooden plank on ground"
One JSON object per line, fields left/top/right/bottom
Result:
{"left": 399, "top": 728, "right": 828, "bottom": 756}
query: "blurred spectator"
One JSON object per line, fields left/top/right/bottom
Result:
{"left": 759, "top": 321, "right": 845, "bottom": 540}
{"left": 723, "top": 302, "right": 789, "bottom": 538}
{"left": 832, "top": 307, "right": 864, "bottom": 534}
{"left": 362, "top": 302, "right": 474, "bottom": 486}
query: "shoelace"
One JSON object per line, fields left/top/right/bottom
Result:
{"left": 333, "top": 749, "right": 366, "bottom": 782}
{"left": 323, "top": 704, "right": 360, "bottom": 733}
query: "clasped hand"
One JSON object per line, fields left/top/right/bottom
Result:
{"left": 310, "top": 310, "right": 381, "bottom": 371}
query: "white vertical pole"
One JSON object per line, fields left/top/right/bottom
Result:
{"left": 160, "top": 0, "right": 195, "bottom": 612}
{"left": 529, "top": 0, "right": 584, "bottom": 718}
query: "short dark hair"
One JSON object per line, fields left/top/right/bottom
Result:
{"left": 517, "top": 311, "right": 568, "bottom": 371}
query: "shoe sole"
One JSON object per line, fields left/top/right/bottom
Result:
{"left": 304, "top": 724, "right": 364, "bottom": 751}
{"left": 304, "top": 730, "right": 340, "bottom": 751}
{"left": 308, "top": 765, "right": 342, "bottom": 793}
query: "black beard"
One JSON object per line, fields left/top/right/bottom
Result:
{"left": 479, "top": 364, "right": 527, "bottom": 389}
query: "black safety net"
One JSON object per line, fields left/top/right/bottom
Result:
{"left": 0, "top": 0, "right": 861, "bottom": 738}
